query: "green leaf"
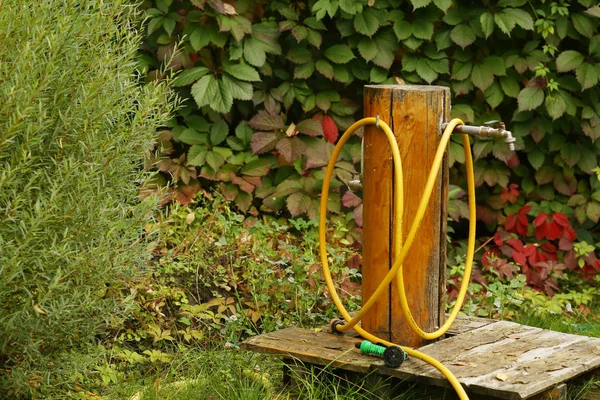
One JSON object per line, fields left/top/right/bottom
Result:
{"left": 370, "top": 29, "right": 398, "bottom": 69}
{"left": 576, "top": 63, "right": 599, "bottom": 90}
{"left": 556, "top": 50, "right": 584, "bottom": 72}
{"left": 173, "top": 67, "right": 209, "bottom": 86}
{"left": 480, "top": 12, "right": 495, "bottom": 38}
{"left": 222, "top": 75, "right": 253, "bottom": 101}
{"left": 578, "top": 148, "right": 597, "bottom": 172}
{"left": 339, "top": 0, "right": 362, "bottom": 14}
{"left": 206, "top": 151, "right": 225, "bottom": 171}
{"left": 494, "top": 11, "right": 516, "bottom": 35}
{"left": 148, "top": 17, "right": 165, "bottom": 35}
{"left": 190, "top": 26, "right": 210, "bottom": 51}
{"left": 416, "top": 58, "right": 438, "bottom": 83}
{"left": 307, "top": 29, "right": 322, "bottom": 48}
{"left": 484, "top": 82, "right": 504, "bottom": 109}
{"left": 587, "top": 202, "right": 600, "bottom": 223}
{"left": 240, "top": 159, "right": 271, "bottom": 176}
{"left": 517, "top": 86, "right": 545, "bottom": 111}
{"left": 451, "top": 60, "right": 472, "bottom": 81}
{"left": 548, "top": 135, "right": 566, "bottom": 152}
{"left": 561, "top": 143, "right": 581, "bottom": 168}
{"left": 394, "top": 20, "right": 412, "bottom": 40}
{"left": 235, "top": 121, "right": 253, "bottom": 145}
{"left": 499, "top": 76, "right": 520, "bottom": 98}
{"left": 354, "top": 9, "right": 380, "bottom": 37}
{"left": 287, "top": 48, "right": 312, "bottom": 64}
{"left": 188, "top": 145, "right": 209, "bottom": 166}
{"left": 316, "top": 60, "right": 334, "bottom": 79}
{"left": 223, "top": 63, "right": 260, "bottom": 82}
{"left": 287, "top": 192, "right": 312, "bottom": 217}
{"left": 544, "top": 95, "right": 567, "bottom": 120}
{"left": 294, "top": 61, "right": 315, "bottom": 79}
{"left": 450, "top": 25, "right": 476, "bottom": 48}
{"left": 178, "top": 129, "right": 209, "bottom": 145}
{"left": 433, "top": 0, "right": 452, "bottom": 12}
{"left": 370, "top": 67, "right": 388, "bottom": 83}
{"left": 411, "top": 0, "right": 432, "bottom": 9}
{"left": 324, "top": 45, "right": 355, "bottom": 64}
{"left": 527, "top": 150, "right": 544, "bottom": 170}
{"left": 426, "top": 58, "right": 449, "bottom": 74}
{"left": 210, "top": 120, "right": 229, "bottom": 146}
{"left": 590, "top": 35, "right": 600, "bottom": 57}
{"left": 358, "top": 38, "right": 377, "bottom": 61}
{"left": 331, "top": 64, "right": 352, "bottom": 83}
{"left": 412, "top": 21, "right": 434, "bottom": 40}
{"left": 297, "top": 119, "right": 323, "bottom": 136}
{"left": 503, "top": 8, "right": 533, "bottom": 31}
{"left": 498, "top": 0, "right": 526, "bottom": 6}
{"left": 572, "top": 13, "right": 594, "bottom": 38}
{"left": 451, "top": 104, "right": 475, "bottom": 123}
{"left": 191, "top": 75, "right": 216, "bottom": 109}
{"left": 243, "top": 38, "right": 266, "bottom": 67}
{"left": 471, "top": 63, "right": 494, "bottom": 91}
{"left": 163, "top": 18, "right": 176, "bottom": 36}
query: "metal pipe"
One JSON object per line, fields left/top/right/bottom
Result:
{"left": 441, "top": 123, "right": 516, "bottom": 151}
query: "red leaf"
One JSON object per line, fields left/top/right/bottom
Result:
{"left": 519, "top": 205, "right": 532, "bottom": 214}
{"left": 322, "top": 115, "right": 339, "bottom": 143}
{"left": 545, "top": 220, "right": 561, "bottom": 240}
{"left": 251, "top": 131, "right": 279, "bottom": 154}
{"left": 534, "top": 213, "right": 548, "bottom": 227}
{"left": 558, "top": 237, "right": 573, "bottom": 251}
{"left": 342, "top": 191, "right": 362, "bottom": 207}
{"left": 541, "top": 242, "right": 557, "bottom": 253}
{"left": 505, "top": 214, "right": 517, "bottom": 232}
{"left": 506, "top": 238, "right": 524, "bottom": 252}
{"left": 535, "top": 223, "right": 547, "bottom": 240}
{"left": 563, "top": 226, "right": 577, "bottom": 241}
{"left": 552, "top": 212, "right": 569, "bottom": 227}
{"left": 276, "top": 137, "right": 306, "bottom": 162}
{"left": 523, "top": 244, "right": 536, "bottom": 257}
{"left": 564, "top": 249, "right": 577, "bottom": 270}
{"left": 507, "top": 154, "right": 520, "bottom": 168}
{"left": 517, "top": 214, "right": 528, "bottom": 236}
{"left": 500, "top": 184, "right": 519, "bottom": 203}
{"left": 513, "top": 250, "right": 527, "bottom": 267}
{"left": 249, "top": 110, "right": 285, "bottom": 131}
{"left": 353, "top": 203, "right": 363, "bottom": 227}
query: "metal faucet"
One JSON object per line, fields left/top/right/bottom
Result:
{"left": 442, "top": 120, "right": 516, "bottom": 151}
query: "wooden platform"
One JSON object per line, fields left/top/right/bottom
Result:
{"left": 242, "top": 316, "right": 600, "bottom": 399}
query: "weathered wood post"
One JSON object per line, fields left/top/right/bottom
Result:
{"left": 362, "top": 85, "right": 450, "bottom": 348}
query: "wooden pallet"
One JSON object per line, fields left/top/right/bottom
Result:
{"left": 242, "top": 315, "right": 600, "bottom": 399}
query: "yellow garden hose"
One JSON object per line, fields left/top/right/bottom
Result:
{"left": 319, "top": 117, "right": 475, "bottom": 400}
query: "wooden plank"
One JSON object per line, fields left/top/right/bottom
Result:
{"left": 445, "top": 314, "right": 497, "bottom": 337}
{"left": 362, "top": 86, "right": 393, "bottom": 342}
{"left": 242, "top": 321, "right": 600, "bottom": 400}
{"left": 362, "top": 85, "right": 450, "bottom": 348}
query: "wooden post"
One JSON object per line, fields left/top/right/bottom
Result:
{"left": 362, "top": 85, "right": 450, "bottom": 348}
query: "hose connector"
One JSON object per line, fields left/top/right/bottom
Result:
{"left": 442, "top": 121, "right": 515, "bottom": 151}
{"left": 330, "top": 318, "right": 346, "bottom": 333}
{"left": 355, "top": 340, "right": 407, "bottom": 368}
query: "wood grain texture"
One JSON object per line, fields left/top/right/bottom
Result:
{"left": 242, "top": 320, "right": 600, "bottom": 399}
{"left": 363, "top": 85, "right": 450, "bottom": 347}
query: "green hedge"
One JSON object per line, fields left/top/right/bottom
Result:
{"left": 0, "top": 1, "right": 171, "bottom": 396}
{"left": 139, "top": 0, "right": 600, "bottom": 288}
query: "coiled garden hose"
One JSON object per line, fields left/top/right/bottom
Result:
{"left": 319, "top": 117, "right": 475, "bottom": 400}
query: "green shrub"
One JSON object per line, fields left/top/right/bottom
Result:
{"left": 139, "top": 0, "right": 600, "bottom": 291}
{"left": 0, "top": 0, "right": 172, "bottom": 396}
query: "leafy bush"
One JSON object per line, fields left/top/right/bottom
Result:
{"left": 0, "top": 0, "right": 171, "bottom": 396}
{"left": 139, "top": 0, "right": 600, "bottom": 290}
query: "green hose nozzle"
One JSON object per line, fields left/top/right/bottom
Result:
{"left": 355, "top": 340, "right": 407, "bottom": 368}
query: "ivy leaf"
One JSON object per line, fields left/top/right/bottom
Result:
{"left": 287, "top": 192, "right": 312, "bottom": 217}
{"left": 244, "top": 38, "right": 266, "bottom": 67}
{"left": 411, "top": 0, "right": 432, "bottom": 9}
{"left": 249, "top": 110, "right": 285, "bottom": 131}
{"left": 561, "top": 143, "right": 581, "bottom": 168}
{"left": 433, "top": 0, "right": 452, "bottom": 12}
{"left": 517, "top": 86, "right": 544, "bottom": 111}
{"left": 222, "top": 63, "right": 260, "bottom": 82}
{"left": 416, "top": 58, "right": 438, "bottom": 83}
{"left": 484, "top": 82, "right": 504, "bottom": 109}
{"left": 394, "top": 20, "right": 412, "bottom": 40}
{"left": 240, "top": 159, "right": 271, "bottom": 176}
{"left": 210, "top": 120, "right": 229, "bottom": 146}
{"left": 480, "top": 12, "right": 495, "bottom": 38}
{"left": 572, "top": 13, "right": 594, "bottom": 38}
{"left": 370, "top": 67, "right": 388, "bottom": 83}
{"left": 222, "top": 75, "right": 253, "bottom": 101}
{"left": 178, "top": 129, "right": 208, "bottom": 145}
{"left": 324, "top": 45, "right": 355, "bottom": 64}
{"left": 250, "top": 132, "right": 279, "bottom": 154}
{"left": 296, "top": 119, "right": 323, "bottom": 136}
{"left": 494, "top": 11, "right": 517, "bottom": 35}
{"left": 556, "top": 50, "right": 584, "bottom": 72}
{"left": 307, "top": 29, "right": 322, "bottom": 48}
{"left": 370, "top": 29, "right": 398, "bottom": 69}
{"left": 339, "top": 0, "right": 362, "bottom": 14}
{"left": 471, "top": 63, "right": 495, "bottom": 91}
{"left": 322, "top": 115, "right": 339, "bottom": 143}
{"left": 294, "top": 61, "right": 315, "bottom": 79}
{"left": 331, "top": 64, "right": 352, "bottom": 82}
{"left": 358, "top": 38, "right": 377, "bottom": 62}
{"left": 287, "top": 47, "right": 312, "bottom": 64}
{"left": 276, "top": 137, "right": 306, "bottom": 162}
{"left": 499, "top": 76, "right": 520, "bottom": 98}
{"left": 578, "top": 147, "right": 596, "bottom": 172}
{"left": 450, "top": 25, "right": 476, "bottom": 48}
{"left": 354, "top": 9, "right": 380, "bottom": 37}
{"left": 206, "top": 151, "right": 225, "bottom": 171}
{"left": 172, "top": 67, "right": 209, "bottom": 87}
{"left": 451, "top": 60, "right": 472, "bottom": 81}
{"left": 527, "top": 150, "right": 544, "bottom": 170}
{"left": 188, "top": 145, "right": 208, "bottom": 166}
{"left": 191, "top": 75, "right": 215, "bottom": 109}
{"left": 316, "top": 60, "right": 334, "bottom": 79}
{"left": 190, "top": 25, "right": 210, "bottom": 51}
{"left": 502, "top": 8, "right": 534, "bottom": 31}
{"left": 545, "top": 95, "right": 566, "bottom": 120}
{"left": 576, "top": 63, "right": 599, "bottom": 90}
{"left": 292, "top": 26, "right": 309, "bottom": 42}
{"left": 412, "top": 21, "right": 434, "bottom": 40}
